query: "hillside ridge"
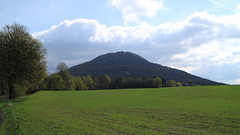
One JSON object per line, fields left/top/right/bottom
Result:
{"left": 69, "top": 51, "right": 221, "bottom": 85}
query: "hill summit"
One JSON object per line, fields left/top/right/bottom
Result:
{"left": 69, "top": 51, "right": 221, "bottom": 85}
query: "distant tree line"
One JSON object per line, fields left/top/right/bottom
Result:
{"left": 39, "top": 62, "right": 183, "bottom": 91}
{"left": 0, "top": 60, "right": 183, "bottom": 98}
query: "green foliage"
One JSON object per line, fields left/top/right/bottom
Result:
{"left": 152, "top": 77, "right": 162, "bottom": 88}
{"left": 50, "top": 74, "right": 66, "bottom": 90}
{"left": 41, "top": 73, "right": 183, "bottom": 91}
{"left": 39, "top": 80, "right": 48, "bottom": 90}
{"left": 2, "top": 85, "right": 240, "bottom": 134}
{"left": 61, "top": 73, "right": 75, "bottom": 91}
{"left": 169, "top": 79, "right": 177, "bottom": 87}
{"left": 39, "top": 62, "right": 77, "bottom": 91}
{"left": 56, "top": 62, "right": 75, "bottom": 90}
{"left": 104, "top": 75, "right": 111, "bottom": 89}
{"left": 73, "top": 77, "right": 85, "bottom": 90}
{"left": 41, "top": 61, "right": 182, "bottom": 91}
{"left": 14, "top": 85, "right": 27, "bottom": 97}
{"left": 177, "top": 82, "right": 183, "bottom": 87}
{"left": 86, "top": 75, "right": 95, "bottom": 90}
{"left": 82, "top": 76, "right": 88, "bottom": 90}
{"left": 56, "top": 62, "right": 68, "bottom": 73}
{"left": 0, "top": 23, "right": 47, "bottom": 99}
{"left": 114, "top": 76, "right": 124, "bottom": 89}
{"left": 94, "top": 75, "right": 111, "bottom": 90}
{"left": 65, "top": 79, "right": 75, "bottom": 91}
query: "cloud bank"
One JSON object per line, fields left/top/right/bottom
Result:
{"left": 33, "top": 11, "right": 240, "bottom": 84}
{"left": 109, "top": 0, "right": 163, "bottom": 25}
{"left": 236, "top": 4, "right": 240, "bottom": 13}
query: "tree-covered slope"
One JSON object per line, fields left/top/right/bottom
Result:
{"left": 69, "top": 52, "right": 221, "bottom": 85}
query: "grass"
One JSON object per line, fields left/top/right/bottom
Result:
{"left": 0, "top": 96, "right": 6, "bottom": 135}
{"left": 1, "top": 85, "right": 240, "bottom": 134}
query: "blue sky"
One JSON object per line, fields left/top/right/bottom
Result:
{"left": 1, "top": 0, "right": 240, "bottom": 84}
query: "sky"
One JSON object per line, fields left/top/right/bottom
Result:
{"left": 1, "top": 0, "right": 240, "bottom": 84}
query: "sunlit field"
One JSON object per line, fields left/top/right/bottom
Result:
{"left": 3, "top": 85, "right": 240, "bottom": 134}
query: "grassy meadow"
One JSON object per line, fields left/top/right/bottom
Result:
{"left": 1, "top": 85, "right": 240, "bottom": 134}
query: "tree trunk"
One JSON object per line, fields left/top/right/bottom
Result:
{"left": 12, "top": 85, "right": 15, "bottom": 99}
{"left": 9, "top": 85, "right": 12, "bottom": 100}
{"left": 8, "top": 84, "right": 14, "bottom": 100}
{"left": 0, "top": 82, "right": 4, "bottom": 95}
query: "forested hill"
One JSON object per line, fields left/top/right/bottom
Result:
{"left": 69, "top": 51, "right": 222, "bottom": 86}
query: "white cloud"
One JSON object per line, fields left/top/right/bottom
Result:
{"left": 228, "top": 79, "right": 240, "bottom": 85}
{"left": 236, "top": 4, "right": 240, "bottom": 13}
{"left": 208, "top": 0, "right": 232, "bottom": 10}
{"left": 170, "top": 40, "right": 240, "bottom": 83}
{"left": 33, "top": 11, "right": 240, "bottom": 84}
{"left": 109, "top": 0, "right": 163, "bottom": 25}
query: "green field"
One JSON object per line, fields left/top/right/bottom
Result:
{"left": 2, "top": 85, "right": 240, "bottom": 134}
